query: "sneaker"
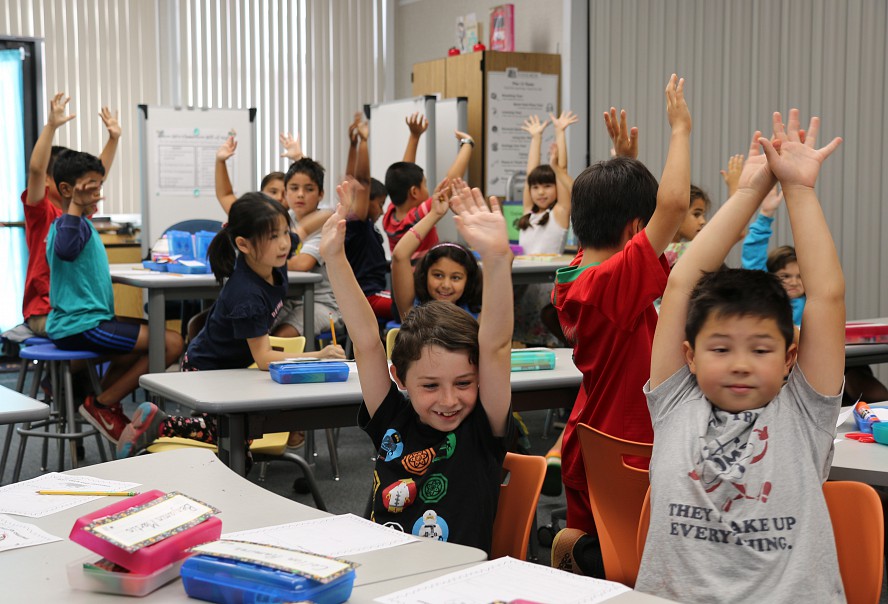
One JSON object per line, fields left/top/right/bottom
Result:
{"left": 286, "top": 431, "right": 305, "bottom": 449}
{"left": 551, "top": 528, "right": 587, "bottom": 575}
{"left": 541, "top": 453, "right": 563, "bottom": 497}
{"left": 79, "top": 395, "right": 129, "bottom": 444}
{"left": 117, "top": 402, "right": 168, "bottom": 459}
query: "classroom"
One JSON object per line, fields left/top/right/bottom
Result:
{"left": 1, "top": 1, "right": 887, "bottom": 602}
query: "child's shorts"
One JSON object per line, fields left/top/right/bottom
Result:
{"left": 54, "top": 319, "right": 140, "bottom": 354}
{"left": 273, "top": 299, "right": 342, "bottom": 337}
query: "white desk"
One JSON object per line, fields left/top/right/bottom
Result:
{"left": 0, "top": 385, "right": 51, "bottom": 425}
{"left": 510, "top": 254, "right": 573, "bottom": 285}
{"left": 110, "top": 265, "right": 322, "bottom": 372}
{"left": 0, "top": 448, "right": 486, "bottom": 601}
{"left": 831, "top": 406, "right": 888, "bottom": 487}
{"left": 139, "top": 349, "right": 582, "bottom": 475}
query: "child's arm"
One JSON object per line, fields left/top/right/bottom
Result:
{"left": 446, "top": 130, "right": 474, "bottom": 180}
{"left": 98, "top": 107, "right": 122, "bottom": 175}
{"left": 652, "top": 132, "right": 776, "bottom": 387}
{"left": 760, "top": 110, "right": 844, "bottom": 394}
{"left": 402, "top": 113, "right": 428, "bottom": 163}
{"left": 644, "top": 74, "right": 692, "bottom": 256}
{"left": 291, "top": 209, "right": 334, "bottom": 248}
{"left": 603, "top": 107, "right": 639, "bottom": 158}
{"left": 350, "top": 119, "right": 372, "bottom": 221}
{"left": 720, "top": 153, "right": 744, "bottom": 198}
{"left": 320, "top": 189, "right": 392, "bottom": 415}
{"left": 345, "top": 113, "right": 361, "bottom": 178}
{"left": 214, "top": 135, "right": 238, "bottom": 214}
{"left": 450, "top": 184, "right": 513, "bottom": 437}
{"left": 247, "top": 335, "right": 344, "bottom": 370}
{"left": 520, "top": 115, "right": 549, "bottom": 213}
{"left": 27, "top": 92, "right": 75, "bottom": 206}
{"left": 740, "top": 186, "right": 782, "bottom": 270}
{"left": 391, "top": 192, "right": 451, "bottom": 321}
{"left": 54, "top": 180, "right": 103, "bottom": 261}
{"left": 549, "top": 111, "right": 578, "bottom": 228}
{"left": 279, "top": 133, "right": 304, "bottom": 163}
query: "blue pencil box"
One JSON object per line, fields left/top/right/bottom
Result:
{"left": 167, "top": 261, "right": 211, "bottom": 274}
{"left": 268, "top": 360, "right": 350, "bottom": 384}
{"left": 180, "top": 554, "right": 355, "bottom": 604}
{"left": 510, "top": 348, "right": 556, "bottom": 372}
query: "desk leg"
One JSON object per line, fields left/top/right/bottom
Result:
{"left": 218, "top": 415, "right": 247, "bottom": 476}
{"left": 303, "top": 284, "right": 315, "bottom": 351}
{"left": 147, "top": 291, "right": 167, "bottom": 374}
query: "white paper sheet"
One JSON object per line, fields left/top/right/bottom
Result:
{"left": 0, "top": 514, "right": 62, "bottom": 552}
{"left": 222, "top": 513, "right": 418, "bottom": 557}
{"left": 375, "top": 557, "right": 631, "bottom": 604}
{"left": 0, "top": 473, "right": 141, "bottom": 518}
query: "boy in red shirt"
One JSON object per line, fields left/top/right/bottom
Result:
{"left": 22, "top": 92, "right": 121, "bottom": 336}
{"left": 551, "top": 75, "right": 692, "bottom": 575}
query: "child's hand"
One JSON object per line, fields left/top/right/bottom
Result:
{"left": 357, "top": 118, "right": 369, "bottom": 141}
{"left": 431, "top": 177, "right": 452, "bottom": 206}
{"left": 759, "top": 110, "right": 842, "bottom": 191}
{"left": 48, "top": 92, "right": 75, "bottom": 129}
{"left": 431, "top": 184, "right": 451, "bottom": 217}
{"left": 665, "top": 74, "right": 691, "bottom": 135}
{"left": 319, "top": 199, "right": 350, "bottom": 261}
{"left": 603, "top": 107, "right": 638, "bottom": 158}
{"left": 550, "top": 110, "right": 579, "bottom": 131}
{"left": 279, "top": 132, "right": 304, "bottom": 162}
{"left": 348, "top": 122, "right": 359, "bottom": 145}
{"left": 454, "top": 130, "right": 474, "bottom": 145}
{"left": 318, "top": 344, "right": 346, "bottom": 359}
{"left": 451, "top": 184, "right": 511, "bottom": 259}
{"left": 759, "top": 185, "right": 784, "bottom": 217}
{"left": 521, "top": 114, "right": 549, "bottom": 137}
{"left": 216, "top": 135, "right": 237, "bottom": 162}
{"left": 72, "top": 179, "right": 103, "bottom": 212}
{"left": 406, "top": 112, "right": 428, "bottom": 136}
{"left": 736, "top": 131, "right": 776, "bottom": 198}
{"left": 720, "top": 153, "right": 744, "bottom": 196}
{"left": 99, "top": 107, "right": 121, "bottom": 140}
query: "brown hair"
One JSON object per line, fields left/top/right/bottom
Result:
{"left": 690, "top": 184, "right": 711, "bottom": 211}
{"left": 390, "top": 301, "right": 479, "bottom": 379}
{"left": 766, "top": 245, "right": 797, "bottom": 274}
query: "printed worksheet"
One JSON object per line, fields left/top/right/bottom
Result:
{"left": 376, "top": 557, "right": 630, "bottom": 604}
{"left": 0, "top": 474, "right": 140, "bottom": 518}
{"left": 0, "top": 514, "right": 61, "bottom": 552}
{"left": 222, "top": 513, "right": 418, "bottom": 557}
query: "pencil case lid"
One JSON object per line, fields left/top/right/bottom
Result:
{"left": 510, "top": 348, "right": 557, "bottom": 372}
{"left": 269, "top": 360, "right": 351, "bottom": 384}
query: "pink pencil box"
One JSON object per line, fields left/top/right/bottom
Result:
{"left": 69, "top": 489, "right": 222, "bottom": 575}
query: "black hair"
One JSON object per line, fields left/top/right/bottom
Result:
{"left": 284, "top": 157, "right": 325, "bottom": 192}
{"left": 766, "top": 245, "right": 798, "bottom": 274}
{"left": 260, "top": 171, "right": 285, "bottom": 191}
{"left": 46, "top": 145, "right": 71, "bottom": 180}
{"left": 207, "top": 192, "right": 292, "bottom": 284}
{"left": 51, "top": 150, "right": 105, "bottom": 190}
{"left": 370, "top": 177, "right": 387, "bottom": 201}
{"left": 517, "top": 165, "right": 558, "bottom": 230}
{"left": 384, "top": 162, "right": 425, "bottom": 206}
{"left": 686, "top": 268, "right": 794, "bottom": 350}
{"left": 570, "top": 156, "right": 658, "bottom": 249}
{"left": 690, "top": 184, "right": 711, "bottom": 211}
{"left": 413, "top": 242, "right": 482, "bottom": 314}
{"left": 391, "top": 300, "right": 480, "bottom": 379}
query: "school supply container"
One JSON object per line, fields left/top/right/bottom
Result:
{"left": 510, "top": 348, "right": 556, "bottom": 372}
{"left": 167, "top": 260, "right": 211, "bottom": 274}
{"left": 269, "top": 360, "right": 350, "bottom": 384}
{"left": 853, "top": 401, "right": 882, "bottom": 434}
{"left": 142, "top": 260, "right": 169, "bottom": 272}
{"left": 872, "top": 422, "right": 888, "bottom": 445}
{"left": 180, "top": 554, "right": 356, "bottom": 604}
{"left": 846, "top": 322, "right": 888, "bottom": 344}
{"left": 165, "top": 230, "right": 196, "bottom": 259}
{"left": 195, "top": 230, "right": 216, "bottom": 266}
{"left": 67, "top": 555, "right": 184, "bottom": 596}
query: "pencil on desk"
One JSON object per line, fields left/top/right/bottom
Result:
{"left": 37, "top": 490, "right": 139, "bottom": 496}
{"left": 329, "top": 313, "right": 337, "bottom": 346}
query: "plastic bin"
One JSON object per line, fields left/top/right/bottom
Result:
{"left": 269, "top": 361, "right": 350, "bottom": 384}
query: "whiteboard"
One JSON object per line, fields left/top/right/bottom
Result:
{"left": 138, "top": 105, "right": 257, "bottom": 256}
{"left": 367, "top": 96, "right": 437, "bottom": 188}
{"left": 432, "top": 97, "right": 468, "bottom": 243}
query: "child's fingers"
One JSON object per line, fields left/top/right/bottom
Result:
{"left": 487, "top": 195, "right": 501, "bottom": 214}
{"left": 818, "top": 136, "right": 843, "bottom": 160}
{"left": 804, "top": 116, "right": 820, "bottom": 147}
{"left": 786, "top": 108, "right": 801, "bottom": 142}
{"left": 758, "top": 137, "right": 780, "bottom": 165}
{"left": 747, "top": 131, "right": 763, "bottom": 157}
{"left": 772, "top": 112, "right": 787, "bottom": 142}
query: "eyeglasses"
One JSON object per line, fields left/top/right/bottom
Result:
{"left": 775, "top": 272, "right": 802, "bottom": 284}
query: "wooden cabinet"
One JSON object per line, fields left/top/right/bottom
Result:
{"left": 412, "top": 51, "right": 560, "bottom": 190}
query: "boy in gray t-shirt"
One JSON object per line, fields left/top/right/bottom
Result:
{"left": 638, "top": 113, "right": 846, "bottom": 603}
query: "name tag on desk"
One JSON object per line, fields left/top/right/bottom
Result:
{"left": 190, "top": 540, "right": 357, "bottom": 583}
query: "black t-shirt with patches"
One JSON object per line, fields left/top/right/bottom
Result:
{"left": 345, "top": 219, "right": 388, "bottom": 296}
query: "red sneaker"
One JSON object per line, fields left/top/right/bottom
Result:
{"left": 79, "top": 395, "right": 129, "bottom": 444}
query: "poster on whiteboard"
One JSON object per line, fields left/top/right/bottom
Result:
{"left": 485, "top": 69, "right": 558, "bottom": 198}
{"left": 153, "top": 127, "right": 238, "bottom": 197}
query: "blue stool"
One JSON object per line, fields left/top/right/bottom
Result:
{"left": 11, "top": 344, "right": 109, "bottom": 481}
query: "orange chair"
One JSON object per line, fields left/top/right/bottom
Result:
{"left": 576, "top": 422, "right": 652, "bottom": 587}
{"left": 491, "top": 452, "right": 547, "bottom": 560}
{"left": 637, "top": 482, "right": 884, "bottom": 604}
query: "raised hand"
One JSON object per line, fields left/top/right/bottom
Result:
{"left": 319, "top": 194, "right": 351, "bottom": 260}
{"left": 72, "top": 179, "right": 103, "bottom": 212}
{"left": 406, "top": 112, "right": 428, "bottom": 136}
{"left": 550, "top": 110, "right": 579, "bottom": 131}
{"left": 99, "top": 107, "right": 121, "bottom": 140}
{"left": 356, "top": 118, "right": 369, "bottom": 141}
{"left": 432, "top": 176, "right": 453, "bottom": 206}
{"left": 453, "top": 130, "right": 473, "bottom": 144}
{"left": 665, "top": 74, "right": 691, "bottom": 135}
{"left": 759, "top": 110, "right": 842, "bottom": 190}
{"left": 603, "top": 107, "right": 638, "bottom": 158}
{"left": 279, "top": 132, "right": 303, "bottom": 162}
{"left": 48, "top": 92, "right": 76, "bottom": 129}
{"left": 736, "top": 131, "right": 776, "bottom": 198}
{"left": 720, "top": 153, "right": 744, "bottom": 196}
{"left": 521, "top": 114, "right": 549, "bottom": 137}
{"left": 216, "top": 135, "right": 237, "bottom": 162}
{"left": 450, "top": 183, "right": 510, "bottom": 259}
{"left": 348, "top": 122, "right": 359, "bottom": 145}
{"left": 759, "top": 185, "right": 784, "bottom": 217}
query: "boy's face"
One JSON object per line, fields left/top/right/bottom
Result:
{"left": 409, "top": 176, "right": 429, "bottom": 205}
{"left": 285, "top": 173, "right": 324, "bottom": 219}
{"left": 775, "top": 261, "right": 805, "bottom": 299}
{"left": 62, "top": 172, "right": 104, "bottom": 215}
{"left": 262, "top": 178, "right": 285, "bottom": 204}
{"left": 677, "top": 196, "right": 708, "bottom": 241}
{"left": 684, "top": 313, "right": 796, "bottom": 413}
{"left": 368, "top": 195, "right": 385, "bottom": 222}
{"left": 390, "top": 345, "right": 479, "bottom": 432}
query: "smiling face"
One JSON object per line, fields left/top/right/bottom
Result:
{"left": 774, "top": 261, "right": 805, "bottom": 299}
{"left": 426, "top": 257, "right": 467, "bottom": 304}
{"left": 391, "top": 345, "right": 479, "bottom": 431}
{"left": 285, "top": 173, "right": 324, "bottom": 219}
{"left": 685, "top": 313, "right": 797, "bottom": 413}
{"left": 530, "top": 182, "right": 557, "bottom": 210}
{"left": 677, "top": 196, "right": 708, "bottom": 241}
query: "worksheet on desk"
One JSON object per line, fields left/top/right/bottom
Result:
{"left": 0, "top": 514, "right": 61, "bottom": 552}
{"left": 222, "top": 513, "right": 418, "bottom": 557}
{"left": 0, "top": 473, "right": 141, "bottom": 517}
{"left": 376, "top": 557, "right": 630, "bottom": 604}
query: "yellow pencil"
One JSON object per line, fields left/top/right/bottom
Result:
{"left": 329, "top": 314, "right": 338, "bottom": 346}
{"left": 37, "top": 490, "right": 139, "bottom": 496}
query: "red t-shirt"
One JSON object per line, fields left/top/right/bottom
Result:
{"left": 552, "top": 230, "right": 670, "bottom": 490}
{"left": 22, "top": 188, "right": 63, "bottom": 319}
{"left": 383, "top": 197, "right": 439, "bottom": 260}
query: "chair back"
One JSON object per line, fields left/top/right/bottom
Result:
{"left": 637, "top": 482, "right": 884, "bottom": 603}
{"left": 163, "top": 219, "right": 223, "bottom": 234}
{"left": 385, "top": 328, "right": 400, "bottom": 360}
{"left": 491, "top": 452, "right": 546, "bottom": 560}
{"left": 576, "top": 422, "right": 652, "bottom": 587}
{"left": 247, "top": 336, "right": 307, "bottom": 368}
